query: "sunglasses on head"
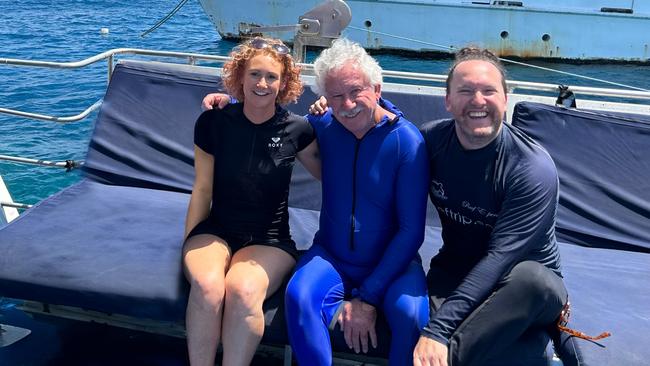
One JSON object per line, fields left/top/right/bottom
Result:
{"left": 246, "top": 38, "right": 291, "bottom": 55}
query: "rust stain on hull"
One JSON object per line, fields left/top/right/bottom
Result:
{"left": 490, "top": 39, "right": 559, "bottom": 59}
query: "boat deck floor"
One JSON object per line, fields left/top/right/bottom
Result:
{"left": 1, "top": 303, "right": 386, "bottom": 365}
{"left": 1, "top": 305, "right": 290, "bottom": 366}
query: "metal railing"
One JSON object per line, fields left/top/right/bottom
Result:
{"left": 2, "top": 48, "right": 650, "bottom": 124}
{"left": 0, "top": 48, "right": 232, "bottom": 123}
{"left": 378, "top": 69, "right": 650, "bottom": 101}
{"left": 1, "top": 201, "right": 32, "bottom": 210}
{"left": 0, "top": 48, "right": 232, "bottom": 76}
{"left": 0, "top": 99, "right": 103, "bottom": 123}
{"left": 0, "top": 154, "right": 82, "bottom": 171}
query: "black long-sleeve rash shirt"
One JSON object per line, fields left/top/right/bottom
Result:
{"left": 419, "top": 119, "right": 562, "bottom": 345}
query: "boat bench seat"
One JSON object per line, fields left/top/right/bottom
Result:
{"left": 1, "top": 61, "right": 649, "bottom": 365}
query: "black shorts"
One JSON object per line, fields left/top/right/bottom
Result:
{"left": 185, "top": 220, "right": 299, "bottom": 260}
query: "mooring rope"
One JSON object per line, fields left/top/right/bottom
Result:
{"left": 346, "top": 25, "right": 650, "bottom": 92}
{"left": 141, "top": 0, "right": 191, "bottom": 37}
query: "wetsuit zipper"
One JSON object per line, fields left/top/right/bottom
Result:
{"left": 349, "top": 139, "right": 361, "bottom": 251}
{"left": 247, "top": 129, "right": 257, "bottom": 173}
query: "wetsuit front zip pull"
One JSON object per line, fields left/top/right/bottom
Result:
{"left": 247, "top": 129, "right": 257, "bottom": 173}
{"left": 349, "top": 139, "right": 361, "bottom": 250}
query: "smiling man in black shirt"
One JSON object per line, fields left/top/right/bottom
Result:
{"left": 414, "top": 47, "right": 571, "bottom": 366}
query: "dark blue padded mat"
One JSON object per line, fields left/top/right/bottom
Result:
{"left": 512, "top": 102, "right": 650, "bottom": 253}
{"left": 82, "top": 62, "right": 222, "bottom": 192}
{"left": 558, "top": 242, "right": 650, "bottom": 365}
{"left": 0, "top": 178, "right": 325, "bottom": 321}
{"left": 0, "top": 180, "right": 190, "bottom": 321}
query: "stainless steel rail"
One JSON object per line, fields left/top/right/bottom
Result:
{"left": 0, "top": 100, "right": 103, "bottom": 123}
{"left": 0, "top": 48, "right": 231, "bottom": 122}
{"left": 0, "top": 201, "right": 32, "bottom": 210}
{"left": 378, "top": 70, "right": 650, "bottom": 101}
{"left": 1, "top": 48, "right": 649, "bottom": 125}
{"left": 0, "top": 155, "right": 82, "bottom": 170}
{"left": 0, "top": 48, "right": 231, "bottom": 74}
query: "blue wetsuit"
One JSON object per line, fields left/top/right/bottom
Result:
{"left": 285, "top": 99, "right": 430, "bottom": 365}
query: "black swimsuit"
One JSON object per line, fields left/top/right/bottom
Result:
{"left": 187, "top": 103, "right": 315, "bottom": 259}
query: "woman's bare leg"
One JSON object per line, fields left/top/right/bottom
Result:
{"left": 220, "top": 245, "right": 295, "bottom": 366}
{"left": 183, "top": 234, "right": 231, "bottom": 366}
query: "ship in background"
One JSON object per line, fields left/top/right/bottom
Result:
{"left": 198, "top": 0, "right": 650, "bottom": 62}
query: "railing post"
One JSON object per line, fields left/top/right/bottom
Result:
{"left": 283, "top": 344, "right": 292, "bottom": 366}
{"left": 107, "top": 53, "right": 114, "bottom": 83}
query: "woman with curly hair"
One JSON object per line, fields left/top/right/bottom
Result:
{"left": 182, "top": 37, "right": 320, "bottom": 366}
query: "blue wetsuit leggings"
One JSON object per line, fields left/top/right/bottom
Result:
{"left": 285, "top": 245, "right": 429, "bottom": 365}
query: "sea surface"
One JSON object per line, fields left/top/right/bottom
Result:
{"left": 2, "top": 0, "right": 650, "bottom": 206}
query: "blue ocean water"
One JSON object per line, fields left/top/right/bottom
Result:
{"left": 1, "top": 0, "right": 649, "bottom": 206}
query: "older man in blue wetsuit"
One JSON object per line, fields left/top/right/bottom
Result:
{"left": 283, "top": 38, "right": 430, "bottom": 365}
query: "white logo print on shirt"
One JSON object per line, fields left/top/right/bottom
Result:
{"left": 268, "top": 136, "right": 283, "bottom": 148}
{"left": 431, "top": 180, "right": 447, "bottom": 200}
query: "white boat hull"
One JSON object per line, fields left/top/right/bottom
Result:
{"left": 198, "top": 0, "right": 650, "bottom": 62}
{"left": 0, "top": 175, "right": 19, "bottom": 224}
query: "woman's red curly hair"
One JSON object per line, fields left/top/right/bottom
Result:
{"left": 222, "top": 38, "right": 303, "bottom": 105}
